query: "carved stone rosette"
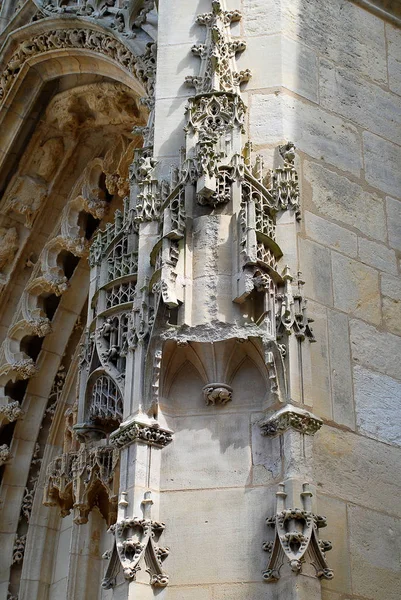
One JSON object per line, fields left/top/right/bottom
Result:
{"left": 263, "top": 483, "right": 333, "bottom": 582}
{"left": 259, "top": 404, "right": 323, "bottom": 437}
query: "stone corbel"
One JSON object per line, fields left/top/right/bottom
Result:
{"left": 202, "top": 383, "right": 233, "bottom": 406}
{"left": 259, "top": 404, "right": 323, "bottom": 437}
{"left": 110, "top": 416, "right": 173, "bottom": 450}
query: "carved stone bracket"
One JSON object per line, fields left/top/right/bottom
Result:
{"left": 103, "top": 491, "right": 169, "bottom": 589}
{"left": 110, "top": 418, "right": 173, "bottom": 450}
{"left": 263, "top": 482, "right": 333, "bottom": 582}
{"left": 202, "top": 383, "right": 233, "bottom": 406}
{"left": 259, "top": 404, "right": 323, "bottom": 437}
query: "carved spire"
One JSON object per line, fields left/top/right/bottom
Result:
{"left": 185, "top": 0, "right": 251, "bottom": 95}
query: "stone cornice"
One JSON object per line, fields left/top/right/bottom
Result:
{"left": 110, "top": 418, "right": 173, "bottom": 449}
{"left": 259, "top": 404, "right": 323, "bottom": 437}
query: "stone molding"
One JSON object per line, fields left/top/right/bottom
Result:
{"left": 259, "top": 404, "right": 323, "bottom": 437}
{"left": 110, "top": 418, "right": 173, "bottom": 449}
{"left": 0, "top": 26, "right": 153, "bottom": 106}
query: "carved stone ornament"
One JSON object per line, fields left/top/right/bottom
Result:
{"left": 0, "top": 227, "right": 18, "bottom": 272}
{"left": 32, "top": 0, "right": 155, "bottom": 39}
{"left": 0, "top": 28, "right": 147, "bottom": 105}
{"left": 110, "top": 417, "right": 173, "bottom": 450}
{"left": 263, "top": 482, "right": 333, "bottom": 582}
{"left": 202, "top": 383, "right": 233, "bottom": 406}
{"left": 0, "top": 443, "right": 12, "bottom": 466}
{"left": 259, "top": 404, "right": 323, "bottom": 437}
{"left": 0, "top": 401, "right": 24, "bottom": 426}
{"left": 43, "top": 445, "right": 119, "bottom": 526}
{"left": 103, "top": 491, "right": 169, "bottom": 589}
{"left": 12, "top": 534, "right": 27, "bottom": 565}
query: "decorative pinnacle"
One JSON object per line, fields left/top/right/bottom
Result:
{"left": 185, "top": 0, "right": 251, "bottom": 95}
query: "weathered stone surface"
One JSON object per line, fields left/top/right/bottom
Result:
{"left": 386, "top": 196, "right": 401, "bottom": 250}
{"left": 320, "top": 60, "right": 401, "bottom": 145}
{"left": 313, "top": 426, "right": 401, "bottom": 515}
{"left": 303, "top": 161, "right": 386, "bottom": 240}
{"left": 299, "top": 239, "right": 333, "bottom": 306}
{"left": 303, "top": 300, "right": 332, "bottom": 420}
{"left": 239, "top": 35, "right": 318, "bottom": 102}
{"left": 167, "top": 586, "right": 211, "bottom": 599}
{"left": 363, "top": 131, "right": 401, "bottom": 199}
{"left": 251, "top": 94, "right": 362, "bottom": 176}
{"left": 304, "top": 211, "right": 357, "bottom": 258}
{"left": 332, "top": 252, "right": 381, "bottom": 325}
{"left": 381, "top": 272, "right": 401, "bottom": 301}
{"left": 387, "top": 23, "right": 401, "bottom": 96}
{"left": 251, "top": 413, "right": 282, "bottom": 485}
{"left": 161, "top": 487, "right": 271, "bottom": 585}
{"left": 243, "top": 0, "right": 281, "bottom": 36}
{"left": 348, "top": 504, "right": 401, "bottom": 600}
{"left": 160, "top": 414, "right": 252, "bottom": 490}
{"left": 381, "top": 273, "right": 401, "bottom": 335}
{"left": 350, "top": 319, "right": 401, "bottom": 380}
{"left": 282, "top": 0, "right": 387, "bottom": 84}
{"left": 318, "top": 495, "right": 351, "bottom": 593}
{"left": 354, "top": 365, "right": 401, "bottom": 446}
{"left": 358, "top": 237, "right": 398, "bottom": 275}
{"left": 327, "top": 310, "right": 355, "bottom": 429}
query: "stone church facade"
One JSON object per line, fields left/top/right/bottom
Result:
{"left": 0, "top": 0, "right": 400, "bottom": 599}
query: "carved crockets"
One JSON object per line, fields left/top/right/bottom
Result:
{"left": 263, "top": 482, "right": 333, "bottom": 582}
{"left": 103, "top": 491, "right": 169, "bottom": 589}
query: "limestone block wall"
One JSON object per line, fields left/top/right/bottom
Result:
{"left": 154, "top": 1, "right": 401, "bottom": 599}
{"left": 248, "top": 2, "right": 401, "bottom": 599}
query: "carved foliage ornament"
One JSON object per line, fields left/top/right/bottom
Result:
{"left": 103, "top": 491, "right": 169, "bottom": 589}
{"left": 259, "top": 405, "right": 323, "bottom": 437}
{"left": 263, "top": 483, "right": 333, "bottom": 582}
{"left": 0, "top": 28, "right": 149, "bottom": 105}
{"left": 33, "top": 0, "right": 155, "bottom": 39}
{"left": 110, "top": 419, "right": 173, "bottom": 450}
{"left": 43, "top": 445, "right": 119, "bottom": 526}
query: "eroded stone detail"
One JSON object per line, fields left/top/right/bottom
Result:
{"left": 259, "top": 405, "right": 323, "bottom": 437}
{"left": 43, "top": 445, "right": 119, "bottom": 526}
{"left": 12, "top": 535, "right": 26, "bottom": 565}
{"left": 103, "top": 491, "right": 169, "bottom": 588}
{"left": 203, "top": 383, "right": 233, "bottom": 406}
{"left": 110, "top": 419, "right": 173, "bottom": 449}
{"left": 0, "top": 228, "right": 18, "bottom": 272}
{"left": 0, "top": 28, "right": 142, "bottom": 104}
{"left": 0, "top": 443, "right": 12, "bottom": 465}
{"left": 0, "top": 401, "right": 24, "bottom": 425}
{"left": 263, "top": 482, "right": 333, "bottom": 582}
